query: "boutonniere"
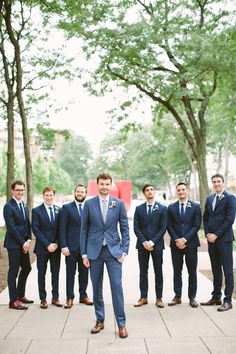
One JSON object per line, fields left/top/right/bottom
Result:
{"left": 219, "top": 194, "right": 225, "bottom": 201}
{"left": 152, "top": 204, "right": 159, "bottom": 211}
{"left": 109, "top": 201, "right": 116, "bottom": 208}
{"left": 54, "top": 206, "right": 60, "bottom": 214}
{"left": 186, "top": 202, "right": 192, "bottom": 208}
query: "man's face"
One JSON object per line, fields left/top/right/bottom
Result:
{"left": 97, "top": 178, "right": 111, "bottom": 197}
{"left": 212, "top": 177, "right": 224, "bottom": 194}
{"left": 144, "top": 186, "right": 155, "bottom": 201}
{"left": 176, "top": 184, "right": 188, "bottom": 201}
{"left": 74, "top": 186, "right": 87, "bottom": 202}
{"left": 12, "top": 184, "right": 25, "bottom": 201}
{"left": 43, "top": 191, "right": 55, "bottom": 206}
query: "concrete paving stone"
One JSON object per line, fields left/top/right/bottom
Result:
{"left": 201, "top": 337, "right": 236, "bottom": 354}
{"left": 87, "top": 338, "right": 148, "bottom": 354}
{"left": 0, "top": 339, "right": 31, "bottom": 354}
{"left": 62, "top": 304, "right": 116, "bottom": 339}
{"left": 201, "top": 306, "right": 236, "bottom": 336}
{"left": 160, "top": 305, "right": 224, "bottom": 337}
{"left": 125, "top": 304, "right": 170, "bottom": 338}
{"left": 6, "top": 305, "right": 68, "bottom": 339}
{"left": 0, "top": 306, "right": 28, "bottom": 340}
{"left": 26, "top": 339, "right": 87, "bottom": 354}
{"left": 145, "top": 337, "right": 209, "bottom": 354}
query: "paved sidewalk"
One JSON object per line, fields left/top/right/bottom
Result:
{"left": 0, "top": 201, "right": 236, "bottom": 353}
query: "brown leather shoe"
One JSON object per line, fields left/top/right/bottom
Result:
{"left": 91, "top": 322, "right": 104, "bottom": 334}
{"left": 9, "top": 300, "right": 28, "bottom": 310}
{"left": 79, "top": 297, "right": 93, "bottom": 305}
{"left": 133, "top": 298, "right": 148, "bottom": 307}
{"left": 40, "top": 300, "right": 48, "bottom": 309}
{"left": 189, "top": 299, "right": 198, "bottom": 308}
{"left": 51, "top": 299, "right": 63, "bottom": 307}
{"left": 64, "top": 299, "right": 73, "bottom": 309}
{"left": 200, "top": 298, "right": 222, "bottom": 306}
{"left": 118, "top": 327, "right": 128, "bottom": 338}
{"left": 156, "top": 298, "right": 164, "bottom": 308}
{"left": 18, "top": 296, "right": 34, "bottom": 304}
{"left": 168, "top": 297, "right": 182, "bottom": 306}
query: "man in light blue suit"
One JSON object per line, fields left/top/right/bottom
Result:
{"left": 201, "top": 173, "right": 236, "bottom": 311}
{"left": 80, "top": 173, "right": 130, "bottom": 338}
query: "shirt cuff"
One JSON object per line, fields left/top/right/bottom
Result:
{"left": 148, "top": 241, "right": 154, "bottom": 246}
{"left": 82, "top": 254, "right": 88, "bottom": 258}
{"left": 62, "top": 247, "right": 69, "bottom": 252}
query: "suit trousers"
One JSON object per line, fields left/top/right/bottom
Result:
{"left": 65, "top": 251, "right": 88, "bottom": 299}
{"left": 36, "top": 250, "right": 61, "bottom": 300}
{"left": 90, "top": 245, "right": 126, "bottom": 328}
{"left": 7, "top": 249, "right": 32, "bottom": 303}
{"left": 170, "top": 246, "right": 198, "bottom": 300}
{"left": 208, "top": 241, "right": 234, "bottom": 303}
{"left": 137, "top": 248, "right": 163, "bottom": 299}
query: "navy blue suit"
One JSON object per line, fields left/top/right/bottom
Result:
{"left": 80, "top": 196, "right": 129, "bottom": 328}
{"left": 3, "top": 198, "right": 32, "bottom": 303}
{"left": 134, "top": 201, "right": 167, "bottom": 299}
{"left": 203, "top": 190, "right": 236, "bottom": 303}
{"left": 167, "top": 200, "right": 201, "bottom": 300}
{"left": 59, "top": 201, "right": 89, "bottom": 300}
{"left": 32, "top": 203, "right": 61, "bottom": 301}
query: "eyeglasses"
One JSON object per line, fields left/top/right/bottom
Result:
{"left": 14, "top": 189, "right": 25, "bottom": 192}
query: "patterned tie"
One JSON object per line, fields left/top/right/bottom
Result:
{"left": 147, "top": 205, "right": 152, "bottom": 217}
{"left": 102, "top": 199, "right": 108, "bottom": 222}
{"left": 49, "top": 206, "right": 55, "bottom": 224}
{"left": 19, "top": 202, "right": 25, "bottom": 220}
{"left": 79, "top": 203, "right": 83, "bottom": 217}
{"left": 180, "top": 203, "right": 185, "bottom": 222}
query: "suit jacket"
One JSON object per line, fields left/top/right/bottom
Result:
{"left": 3, "top": 198, "right": 31, "bottom": 249}
{"left": 59, "top": 201, "right": 82, "bottom": 252}
{"left": 203, "top": 190, "right": 236, "bottom": 242}
{"left": 80, "top": 196, "right": 130, "bottom": 260}
{"left": 134, "top": 201, "right": 167, "bottom": 251}
{"left": 32, "top": 203, "right": 60, "bottom": 255}
{"left": 167, "top": 199, "right": 201, "bottom": 248}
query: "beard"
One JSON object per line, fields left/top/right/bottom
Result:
{"left": 75, "top": 196, "right": 86, "bottom": 203}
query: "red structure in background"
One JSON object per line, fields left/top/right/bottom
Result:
{"left": 87, "top": 180, "right": 132, "bottom": 211}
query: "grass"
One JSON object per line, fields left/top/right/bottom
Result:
{"left": 0, "top": 228, "right": 5, "bottom": 240}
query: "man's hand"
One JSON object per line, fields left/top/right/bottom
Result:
{"left": 175, "top": 238, "right": 187, "bottom": 249}
{"left": 83, "top": 257, "right": 90, "bottom": 268}
{"left": 143, "top": 241, "right": 154, "bottom": 252}
{"left": 207, "top": 233, "right": 218, "bottom": 243}
{"left": 117, "top": 254, "right": 126, "bottom": 263}
{"left": 22, "top": 240, "right": 31, "bottom": 253}
{"left": 47, "top": 243, "right": 58, "bottom": 253}
{"left": 62, "top": 247, "right": 70, "bottom": 256}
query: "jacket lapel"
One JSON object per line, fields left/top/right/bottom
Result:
{"left": 72, "top": 201, "right": 81, "bottom": 225}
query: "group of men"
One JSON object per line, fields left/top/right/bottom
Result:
{"left": 3, "top": 172, "right": 236, "bottom": 340}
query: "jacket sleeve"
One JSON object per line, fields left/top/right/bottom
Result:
{"left": 214, "top": 195, "right": 236, "bottom": 238}
{"left": 167, "top": 206, "right": 179, "bottom": 241}
{"left": 32, "top": 209, "right": 50, "bottom": 248}
{"left": 80, "top": 201, "right": 89, "bottom": 256}
{"left": 119, "top": 201, "right": 130, "bottom": 254}
{"left": 183, "top": 204, "right": 202, "bottom": 241}
{"left": 59, "top": 205, "right": 69, "bottom": 249}
{"left": 151, "top": 206, "right": 168, "bottom": 244}
{"left": 3, "top": 204, "right": 26, "bottom": 246}
{"left": 133, "top": 207, "right": 146, "bottom": 244}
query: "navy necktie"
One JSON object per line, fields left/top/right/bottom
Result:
{"left": 19, "top": 202, "right": 25, "bottom": 220}
{"left": 147, "top": 205, "right": 152, "bottom": 217}
{"left": 79, "top": 203, "right": 83, "bottom": 217}
{"left": 180, "top": 203, "right": 185, "bottom": 222}
{"left": 49, "top": 206, "right": 55, "bottom": 224}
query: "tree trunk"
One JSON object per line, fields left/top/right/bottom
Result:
{"left": 224, "top": 130, "right": 230, "bottom": 188}
{"left": 6, "top": 96, "right": 15, "bottom": 200}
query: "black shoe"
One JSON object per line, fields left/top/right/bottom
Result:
{"left": 189, "top": 299, "right": 198, "bottom": 308}
{"left": 200, "top": 298, "right": 222, "bottom": 306}
{"left": 217, "top": 302, "right": 232, "bottom": 312}
{"left": 168, "top": 296, "right": 182, "bottom": 306}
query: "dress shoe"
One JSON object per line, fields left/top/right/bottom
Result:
{"left": 217, "top": 302, "right": 232, "bottom": 312}
{"left": 200, "top": 298, "right": 222, "bottom": 306}
{"left": 189, "top": 299, "right": 198, "bottom": 308}
{"left": 118, "top": 327, "right": 128, "bottom": 338}
{"left": 64, "top": 299, "right": 73, "bottom": 309}
{"left": 18, "top": 296, "right": 34, "bottom": 304}
{"left": 51, "top": 299, "right": 63, "bottom": 307}
{"left": 133, "top": 298, "right": 148, "bottom": 307}
{"left": 156, "top": 298, "right": 164, "bottom": 308}
{"left": 79, "top": 297, "right": 93, "bottom": 305}
{"left": 168, "top": 297, "right": 182, "bottom": 306}
{"left": 91, "top": 322, "right": 104, "bottom": 334}
{"left": 9, "top": 300, "right": 28, "bottom": 310}
{"left": 40, "top": 300, "right": 48, "bottom": 309}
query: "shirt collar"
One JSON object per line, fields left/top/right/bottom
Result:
{"left": 13, "top": 197, "right": 23, "bottom": 205}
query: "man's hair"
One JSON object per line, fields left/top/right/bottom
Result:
{"left": 74, "top": 183, "right": 87, "bottom": 192}
{"left": 43, "top": 186, "right": 56, "bottom": 195}
{"left": 96, "top": 173, "right": 112, "bottom": 184}
{"left": 211, "top": 173, "right": 224, "bottom": 182}
{"left": 142, "top": 183, "right": 155, "bottom": 193}
{"left": 11, "top": 180, "right": 25, "bottom": 190}
{"left": 176, "top": 182, "right": 188, "bottom": 189}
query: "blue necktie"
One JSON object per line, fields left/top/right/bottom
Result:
{"left": 49, "top": 206, "right": 55, "bottom": 224}
{"left": 180, "top": 203, "right": 185, "bottom": 222}
{"left": 147, "top": 205, "right": 152, "bottom": 217}
{"left": 79, "top": 203, "right": 83, "bottom": 217}
{"left": 19, "top": 202, "right": 25, "bottom": 220}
